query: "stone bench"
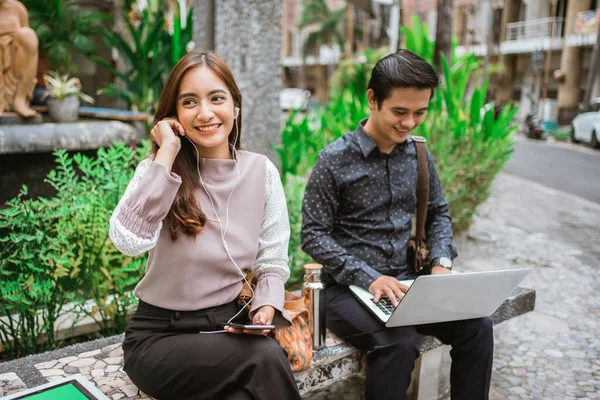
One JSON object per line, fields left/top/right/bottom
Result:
{"left": 0, "top": 286, "right": 535, "bottom": 400}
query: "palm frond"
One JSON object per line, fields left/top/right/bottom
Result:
{"left": 299, "top": 0, "right": 330, "bottom": 28}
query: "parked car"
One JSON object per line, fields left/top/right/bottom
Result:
{"left": 571, "top": 98, "right": 600, "bottom": 148}
{"left": 280, "top": 88, "right": 311, "bottom": 111}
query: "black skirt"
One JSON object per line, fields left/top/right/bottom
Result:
{"left": 122, "top": 300, "right": 301, "bottom": 400}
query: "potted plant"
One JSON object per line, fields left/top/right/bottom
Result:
{"left": 22, "top": 0, "right": 110, "bottom": 74}
{"left": 43, "top": 71, "right": 94, "bottom": 123}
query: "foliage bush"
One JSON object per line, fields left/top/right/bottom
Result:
{"left": 23, "top": 0, "right": 109, "bottom": 73}
{"left": 275, "top": 48, "right": 385, "bottom": 182}
{"left": 0, "top": 143, "right": 147, "bottom": 358}
{"left": 278, "top": 18, "right": 518, "bottom": 284}
{"left": 283, "top": 175, "right": 313, "bottom": 290}
{"left": 0, "top": 188, "right": 72, "bottom": 358}
{"left": 403, "top": 17, "right": 518, "bottom": 231}
{"left": 95, "top": 5, "right": 194, "bottom": 113}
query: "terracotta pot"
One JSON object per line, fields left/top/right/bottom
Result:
{"left": 47, "top": 96, "right": 80, "bottom": 123}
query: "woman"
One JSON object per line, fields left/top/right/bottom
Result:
{"left": 109, "top": 52, "right": 302, "bottom": 400}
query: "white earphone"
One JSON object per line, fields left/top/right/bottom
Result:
{"left": 184, "top": 109, "right": 252, "bottom": 328}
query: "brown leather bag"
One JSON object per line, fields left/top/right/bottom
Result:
{"left": 406, "top": 136, "right": 432, "bottom": 275}
{"left": 270, "top": 291, "right": 313, "bottom": 371}
{"left": 237, "top": 273, "right": 313, "bottom": 371}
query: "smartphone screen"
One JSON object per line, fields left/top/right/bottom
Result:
{"left": 221, "top": 323, "right": 276, "bottom": 330}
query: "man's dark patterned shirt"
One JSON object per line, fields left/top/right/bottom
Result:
{"left": 301, "top": 120, "right": 457, "bottom": 289}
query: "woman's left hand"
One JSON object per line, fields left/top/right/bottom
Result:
{"left": 225, "top": 305, "right": 275, "bottom": 336}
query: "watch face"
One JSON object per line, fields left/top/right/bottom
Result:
{"left": 439, "top": 257, "right": 452, "bottom": 268}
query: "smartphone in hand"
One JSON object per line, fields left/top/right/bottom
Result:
{"left": 221, "top": 322, "right": 276, "bottom": 330}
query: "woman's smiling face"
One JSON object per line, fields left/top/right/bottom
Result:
{"left": 176, "top": 66, "right": 237, "bottom": 159}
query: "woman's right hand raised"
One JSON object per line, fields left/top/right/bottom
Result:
{"left": 151, "top": 118, "right": 186, "bottom": 172}
{"left": 151, "top": 118, "right": 186, "bottom": 152}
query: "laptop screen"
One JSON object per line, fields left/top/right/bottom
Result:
{"left": 9, "top": 381, "right": 97, "bottom": 400}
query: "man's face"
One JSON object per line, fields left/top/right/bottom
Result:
{"left": 365, "top": 87, "right": 431, "bottom": 152}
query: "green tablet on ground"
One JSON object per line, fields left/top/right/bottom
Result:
{"left": 2, "top": 375, "right": 109, "bottom": 400}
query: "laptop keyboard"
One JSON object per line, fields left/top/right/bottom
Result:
{"left": 372, "top": 297, "right": 395, "bottom": 315}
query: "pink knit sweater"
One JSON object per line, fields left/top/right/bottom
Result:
{"left": 109, "top": 151, "right": 292, "bottom": 326}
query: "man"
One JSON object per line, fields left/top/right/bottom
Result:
{"left": 0, "top": 0, "right": 38, "bottom": 118}
{"left": 301, "top": 50, "right": 493, "bottom": 400}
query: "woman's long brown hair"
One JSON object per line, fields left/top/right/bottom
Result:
{"left": 152, "top": 52, "right": 243, "bottom": 240}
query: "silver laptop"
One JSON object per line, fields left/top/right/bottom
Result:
{"left": 349, "top": 268, "right": 531, "bottom": 327}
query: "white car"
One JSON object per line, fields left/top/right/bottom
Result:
{"left": 571, "top": 98, "right": 600, "bottom": 148}
{"left": 280, "top": 88, "right": 311, "bottom": 111}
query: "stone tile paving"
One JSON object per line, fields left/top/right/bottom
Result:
{"left": 1, "top": 172, "right": 598, "bottom": 400}
{"left": 0, "top": 372, "right": 27, "bottom": 397}
{"left": 456, "top": 173, "right": 600, "bottom": 400}
{"left": 0, "top": 335, "right": 152, "bottom": 400}
{"left": 32, "top": 343, "right": 145, "bottom": 400}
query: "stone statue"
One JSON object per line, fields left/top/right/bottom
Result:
{"left": 0, "top": 0, "right": 38, "bottom": 118}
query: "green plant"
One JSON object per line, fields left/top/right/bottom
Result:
{"left": 0, "top": 188, "right": 73, "bottom": 358}
{"left": 163, "top": 1, "right": 195, "bottom": 67}
{"left": 546, "top": 129, "right": 570, "bottom": 140}
{"left": 274, "top": 48, "right": 385, "bottom": 182}
{"left": 299, "top": 0, "right": 364, "bottom": 59}
{"left": 0, "top": 142, "right": 149, "bottom": 358}
{"left": 283, "top": 175, "right": 313, "bottom": 290}
{"left": 95, "top": 3, "right": 193, "bottom": 113}
{"left": 299, "top": 0, "right": 346, "bottom": 58}
{"left": 44, "top": 143, "right": 148, "bottom": 334}
{"left": 23, "top": 0, "right": 110, "bottom": 73}
{"left": 276, "top": 111, "right": 322, "bottom": 183}
{"left": 94, "top": 10, "right": 167, "bottom": 113}
{"left": 43, "top": 71, "right": 94, "bottom": 103}
{"left": 403, "top": 16, "right": 518, "bottom": 232}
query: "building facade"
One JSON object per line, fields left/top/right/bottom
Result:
{"left": 281, "top": 0, "right": 388, "bottom": 101}
{"left": 402, "top": 0, "right": 600, "bottom": 124}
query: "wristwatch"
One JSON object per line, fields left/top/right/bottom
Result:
{"left": 432, "top": 257, "right": 452, "bottom": 270}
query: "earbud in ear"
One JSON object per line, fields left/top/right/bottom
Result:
{"left": 234, "top": 107, "right": 240, "bottom": 117}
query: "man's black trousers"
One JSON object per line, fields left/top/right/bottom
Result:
{"left": 324, "top": 284, "right": 494, "bottom": 400}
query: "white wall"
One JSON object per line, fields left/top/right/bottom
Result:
{"left": 525, "top": 0, "right": 552, "bottom": 20}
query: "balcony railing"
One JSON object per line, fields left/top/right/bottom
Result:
{"left": 505, "top": 17, "right": 564, "bottom": 41}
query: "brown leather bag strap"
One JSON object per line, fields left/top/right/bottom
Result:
{"left": 413, "top": 136, "right": 429, "bottom": 248}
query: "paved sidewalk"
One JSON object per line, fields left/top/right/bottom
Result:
{"left": 455, "top": 172, "right": 600, "bottom": 400}
{"left": 0, "top": 338, "right": 150, "bottom": 400}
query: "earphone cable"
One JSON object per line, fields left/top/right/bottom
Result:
{"left": 183, "top": 115, "right": 255, "bottom": 328}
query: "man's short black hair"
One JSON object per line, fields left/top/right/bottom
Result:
{"left": 368, "top": 49, "right": 439, "bottom": 108}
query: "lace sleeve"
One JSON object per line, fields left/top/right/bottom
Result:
{"left": 109, "top": 157, "right": 181, "bottom": 256}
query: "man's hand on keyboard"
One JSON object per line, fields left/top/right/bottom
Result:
{"left": 369, "top": 276, "right": 410, "bottom": 307}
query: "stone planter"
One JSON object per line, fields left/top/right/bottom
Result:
{"left": 47, "top": 96, "right": 80, "bottom": 123}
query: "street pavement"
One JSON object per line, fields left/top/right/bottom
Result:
{"left": 504, "top": 136, "right": 600, "bottom": 204}
{"left": 456, "top": 170, "right": 600, "bottom": 399}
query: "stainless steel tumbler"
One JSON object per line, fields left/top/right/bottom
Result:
{"left": 303, "top": 263, "right": 325, "bottom": 349}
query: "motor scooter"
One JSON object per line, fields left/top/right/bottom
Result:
{"left": 523, "top": 95, "right": 546, "bottom": 140}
